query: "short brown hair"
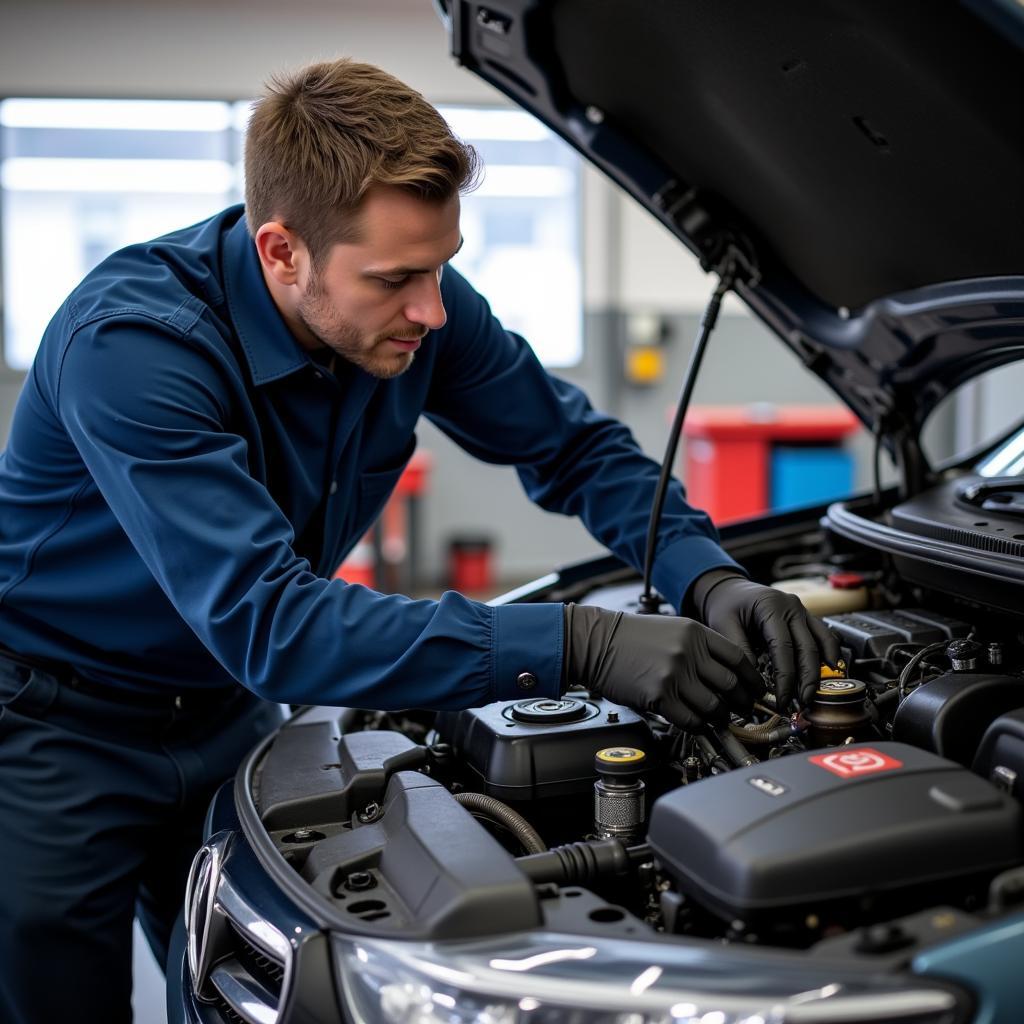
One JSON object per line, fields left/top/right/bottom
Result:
{"left": 245, "top": 59, "right": 479, "bottom": 266}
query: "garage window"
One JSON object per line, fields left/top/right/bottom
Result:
{"left": 0, "top": 99, "right": 237, "bottom": 371}
{"left": 439, "top": 106, "right": 581, "bottom": 368}
{"left": 1, "top": 98, "right": 581, "bottom": 371}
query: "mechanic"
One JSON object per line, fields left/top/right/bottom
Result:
{"left": 0, "top": 59, "right": 838, "bottom": 1021}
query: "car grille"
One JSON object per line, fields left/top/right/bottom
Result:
{"left": 184, "top": 832, "right": 292, "bottom": 1024}
{"left": 212, "top": 999, "right": 246, "bottom": 1024}
{"left": 229, "top": 919, "right": 286, "bottom": 990}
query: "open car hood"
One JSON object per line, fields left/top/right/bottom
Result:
{"left": 437, "top": 0, "right": 1024, "bottom": 440}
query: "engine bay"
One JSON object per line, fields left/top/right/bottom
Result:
{"left": 247, "top": 481, "right": 1024, "bottom": 965}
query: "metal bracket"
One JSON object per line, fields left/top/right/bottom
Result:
{"left": 652, "top": 181, "right": 760, "bottom": 287}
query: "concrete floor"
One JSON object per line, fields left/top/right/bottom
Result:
{"left": 132, "top": 920, "right": 168, "bottom": 1023}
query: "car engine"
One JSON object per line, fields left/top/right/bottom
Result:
{"left": 248, "top": 483, "right": 1024, "bottom": 963}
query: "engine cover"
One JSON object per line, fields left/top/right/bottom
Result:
{"left": 435, "top": 695, "right": 653, "bottom": 802}
{"left": 648, "top": 743, "right": 1024, "bottom": 925}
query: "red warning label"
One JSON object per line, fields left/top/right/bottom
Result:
{"left": 809, "top": 748, "right": 904, "bottom": 778}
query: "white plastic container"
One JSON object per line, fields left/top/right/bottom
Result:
{"left": 772, "top": 574, "right": 870, "bottom": 617}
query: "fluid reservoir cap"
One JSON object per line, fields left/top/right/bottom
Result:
{"left": 814, "top": 678, "right": 866, "bottom": 704}
{"left": 828, "top": 572, "right": 865, "bottom": 590}
{"left": 510, "top": 697, "right": 589, "bottom": 724}
{"left": 820, "top": 660, "right": 848, "bottom": 679}
{"left": 946, "top": 638, "right": 981, "bottom": 672}
{"left": 595, "top": 746, "right": 647, "bottom": 776}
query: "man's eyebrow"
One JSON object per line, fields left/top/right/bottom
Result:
{"left": 365, "top": 236, "right": 464, "bottom": 277}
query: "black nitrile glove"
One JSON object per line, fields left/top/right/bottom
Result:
{"left": 563, "top": 603, "right": 765, "bottom": 730}
{"left": 691, "top": 569, "right": 842, "bottom": 711}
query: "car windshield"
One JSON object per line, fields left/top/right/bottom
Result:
{"left": 920, "top": 360, "right": 1024, "bottom": 472}
{"left": 977, "top": 420, "right": 1024, "bottom": 477}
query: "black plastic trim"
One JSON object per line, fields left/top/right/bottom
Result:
{"left": 825, "top": 500, "right": 1024, "bottom": 583}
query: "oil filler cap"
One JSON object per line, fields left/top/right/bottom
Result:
{"left": 511, "top": 697, "right": 588, "bottom": 723}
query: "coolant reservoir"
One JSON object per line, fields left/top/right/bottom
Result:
{"left": 772, "top": 573, "right": 869, "bottom": 617}
{"left": 803, "top": 676, "right": 874, "bottom": 745}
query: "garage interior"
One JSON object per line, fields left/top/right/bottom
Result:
{"left": 2, "top": 2, "right": 1023, "bottom": 1021}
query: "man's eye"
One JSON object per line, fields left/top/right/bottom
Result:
{"left": 379, "top": 277, "right": 407, "bottom": 290}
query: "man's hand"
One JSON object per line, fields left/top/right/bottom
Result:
{"left": 692, "top": 570, "right": 841, "bottom": 711}
{"left": 563, "top": 604, "right": 765, "bottom": 730}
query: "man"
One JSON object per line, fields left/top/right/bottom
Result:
{"left": 0, "top": 59, "right": 838, "bottom": 1020}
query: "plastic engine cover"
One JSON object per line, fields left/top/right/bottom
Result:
{"left": 648, "top": 743, "right": 1024, "bottom": 922}
{"left": 435, "top": 695, "right": 653, "bottom": 801}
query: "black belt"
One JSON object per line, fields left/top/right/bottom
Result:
{"left": 0, "top": 643, "right": 239, "bottom": 711}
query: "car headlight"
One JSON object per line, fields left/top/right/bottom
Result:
{"left": 335, "top": 931, "right": 967, "bottom": 1024}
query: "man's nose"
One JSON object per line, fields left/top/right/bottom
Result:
{"left": 404, "top": 275, "right": 447, "bottom": 331}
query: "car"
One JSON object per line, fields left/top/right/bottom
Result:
{"left": 168, "top": 1, "right": 1024, "bottom": 1021}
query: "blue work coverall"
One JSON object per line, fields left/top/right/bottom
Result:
{"left": 0, "top": 205, "right": 738, "bottom": 1019}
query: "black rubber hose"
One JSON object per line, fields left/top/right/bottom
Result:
{"left": 730, "top": 715, "right": 782, "bottom": 739}
{"left": 715, "top": 726, "right": 759, "bottom": 767}
{"left": 453, "top": 792, "right": 546, "bottom": 854}
{"left": 897, "top": 641, "right": 949, "bottom": 702}
{"left": 874, "top": 686, "right": 900, "bottom": 711}
{"left": 730, "top": 717, "right": 791, "bottom": 746}
{"left": 516, "top": 839, "right": 650, "bottom": 886}
{"left": 695, "top": 734, "right": 731, "bottom": 774}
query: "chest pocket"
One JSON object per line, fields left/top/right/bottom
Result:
{"left": 353, "top": 436, "right": 417, "bottom": 540}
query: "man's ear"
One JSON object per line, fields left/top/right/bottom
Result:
{"left": 254, "top": 221, "right": 306, "bottom": 287}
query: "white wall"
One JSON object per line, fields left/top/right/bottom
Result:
{"left": 0, "top": 0, "right": 492, "bottom": 104}
{"left": 0, "top": 0, "right": 721, "bottom": 315}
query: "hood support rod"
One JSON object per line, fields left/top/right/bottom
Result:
{"left": 638, "top": 253, "right": 742, "bottom": 613}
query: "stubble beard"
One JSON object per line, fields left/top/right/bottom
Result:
{"left": 297, "top": 281, "right": 419, "bottom": 381}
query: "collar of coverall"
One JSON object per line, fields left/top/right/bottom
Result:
{"left": 222, "top": 206, "right": 315, "bottom": 387}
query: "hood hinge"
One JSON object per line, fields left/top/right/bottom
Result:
{"left": 653, "top": 182, "right": 760, "bottom": 287}
{"left": 877, "top": 407, "right": 932, "bottom": 500}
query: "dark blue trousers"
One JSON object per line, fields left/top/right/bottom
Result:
{"left": 0, "top": 656, "right": 284, "bottom": 1022}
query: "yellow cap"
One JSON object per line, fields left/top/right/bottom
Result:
{"left": 819, "top": 660, "right": 848, "bottom": 679}
{"left": 596, "top": 747, "right": 646, "bottom": 764}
